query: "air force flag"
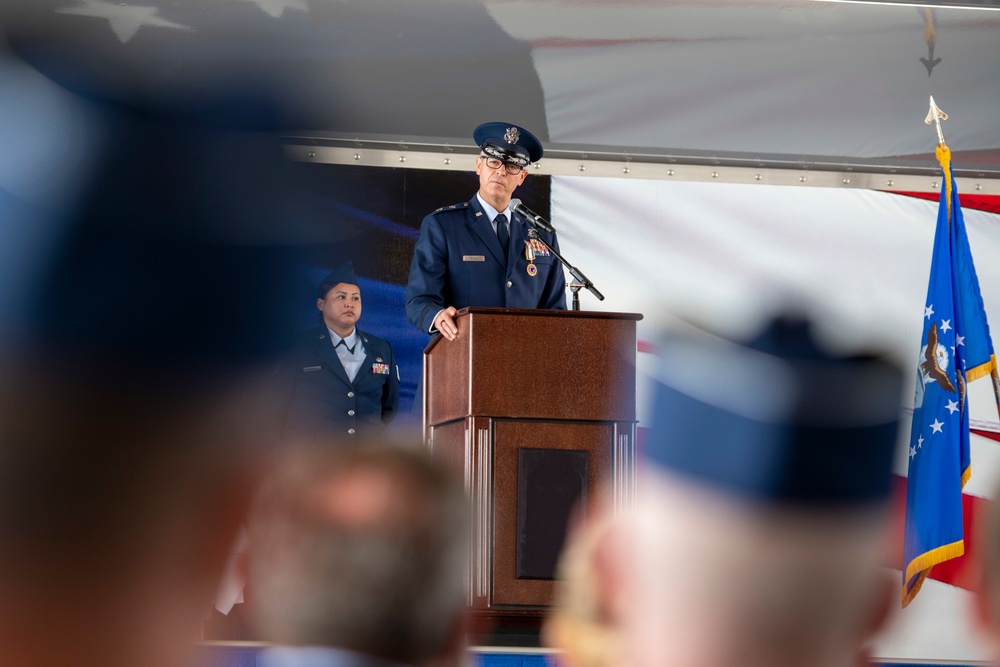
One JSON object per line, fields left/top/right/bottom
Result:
{"left": 902, "top": 145, "right": 999, "bottom": 607}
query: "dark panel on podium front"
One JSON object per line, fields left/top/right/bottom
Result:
{"left": 516, "top": 448, "right": 588, "bottom": 580}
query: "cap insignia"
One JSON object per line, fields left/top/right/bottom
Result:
{"left": 505, "top": 126, "right": 520, "bottom": 145}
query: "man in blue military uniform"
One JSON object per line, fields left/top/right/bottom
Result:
{"left": 406, "top": 122, "right": 567, "bottom": 340}
{"left": 283, "top": 263, "right": 399, "bottom": 444}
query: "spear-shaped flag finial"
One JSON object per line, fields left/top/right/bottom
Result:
{"left": 925, "top": 96, "right": 948, "bottom": 147}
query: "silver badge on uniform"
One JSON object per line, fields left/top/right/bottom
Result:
{"left": 505, "top": 126, "right": 520, "bottom": 145}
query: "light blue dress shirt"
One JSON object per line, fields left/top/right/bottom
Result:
{"left": 327, "top": 326, "right": 365, "bottom": 382}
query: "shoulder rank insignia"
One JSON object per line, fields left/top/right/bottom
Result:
{"left": 433, "top": 202, "right": 469, "bottom": 214}
{"left": 372, "top": 362, "right": 390, "bottom": 375}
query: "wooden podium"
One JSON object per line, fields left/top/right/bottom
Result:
{"left": 423, "top": 307, "right": 641, "bottom": 626}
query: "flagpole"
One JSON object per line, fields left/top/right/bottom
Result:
{"left": 926, "top": 96, "right": 955, "bottom": 214}
{"left": 993, "top": 365, "right": 1000, "bottom": 422}
{"left": 925, "top": 96, "right": 1000, "bottom": 424}
{"left": 904, "top": 96, "right": 1000, "bottom": 608}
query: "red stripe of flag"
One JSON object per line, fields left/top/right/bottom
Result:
{"left": 893, "top": 191, "right": 1000, "bottom": 215}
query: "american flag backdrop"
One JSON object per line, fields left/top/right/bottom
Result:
{"left": 550, "top": 174, "right": 1000, "bottom": 663}
{"left": 5, "top": 1, "right": 1000, "bottom": 662}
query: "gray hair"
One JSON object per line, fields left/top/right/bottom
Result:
{"left": 248, "top": 446, "right": 468, "bottom": 663}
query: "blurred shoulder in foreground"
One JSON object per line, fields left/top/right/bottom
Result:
{"left": 0, "top": 46, "right": 334, "bottom": 667}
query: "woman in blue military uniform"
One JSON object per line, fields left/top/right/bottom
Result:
{"left": 406, "top": 122, "right": 567, "bottom": 340}
{"left": 283, "top": 263, "right": 399, "bottom": 444}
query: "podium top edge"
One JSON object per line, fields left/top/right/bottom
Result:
{"left": 423, "top": 307, "right": 644, "bottom": 354}
{"left": 457, "top": 307, "right": 643, "bottom": 321}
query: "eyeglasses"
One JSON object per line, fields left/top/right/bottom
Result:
{"left": 483, "top": 157, "right": 524, "bottom": 175}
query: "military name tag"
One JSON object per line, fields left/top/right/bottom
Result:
{"left": 302, "top": 365, "right": 322, "bottom": 372}
{"left": 463, "top": 255, "right": 485, "bottom": 262}
{"left": 372, "top": 363, "right": 390, "bottom": 375}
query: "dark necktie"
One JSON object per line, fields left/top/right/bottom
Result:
{"left": 496, "top": 213, "right": 509, "bottom": 256}
{"left": 335, "top": 338, "right": 356, "bottom": 355}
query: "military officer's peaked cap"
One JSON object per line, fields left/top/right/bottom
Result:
{"left": 645, "top": 315, "right": 904, "bottom": 507}
{"left": 474, "top": 121, "right": 543, "bottom": 164}
{"left": 318, "top": 262, "right": 360, "bottom": 299}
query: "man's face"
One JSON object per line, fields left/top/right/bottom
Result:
{"left": 476, "top": 156, "right": 528, "bottom": 207}
{"left": 317, "top": 283, "right": 361, "bottom": 333}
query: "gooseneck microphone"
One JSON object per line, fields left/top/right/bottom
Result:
{"left": 511, "top": 199, "right": 603, "bottom": 309}
{"left": 509, "top": 199, "right": 556, "bottom": 234}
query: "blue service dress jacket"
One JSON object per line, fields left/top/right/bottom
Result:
{"left": 405, "top": 195, "right": 567, "bottom": 332}
{"left": 282, "top": 327, "right": 399, "bottom": 444}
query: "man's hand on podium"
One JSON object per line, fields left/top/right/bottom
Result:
{"left": 434, "top": 306, "right": 460, "bottom": 341}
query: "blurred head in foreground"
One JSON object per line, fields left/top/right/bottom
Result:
{"left": 247, "top": 446, "right": 469, "bottom": 667}
{"left": 0, "top": 54, "right": 305, "bottom": 667}
{"left": 544, "top": 507, "right": 629, "bottom": 667}
{"left": 554, "top": 317, "right": 903, "bottom": 667}
{"left": 973, "top": 477, "right": 1000, "bottom": 658}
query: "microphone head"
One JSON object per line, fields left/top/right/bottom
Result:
{"left": 508, "top": 199, "right": 555, "bottom": 233}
